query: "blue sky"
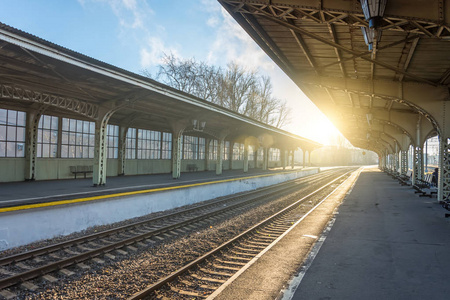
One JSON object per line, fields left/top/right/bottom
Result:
{"left": 0, "top": 0, "right": 341, "bottom": 144}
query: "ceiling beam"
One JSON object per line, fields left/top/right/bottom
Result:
{"left": 225, "top": 1, "right": 450, "bottom": 38}
{"left": 398, "top": 37, "right": 420, "bottom": 82}
{"left": 327, "top": 24, "right": 346, "bottom": 77}
{"left": 255, "top": 13, "right": 438, "bottom": 86}
{"left": 19, "top": 46, "right": 98, "bottom": 101}
{"left": 289, "top": 25, "right": 319, "bottom": 75}
{"left": 320, "top": 35, "right": 422, "bottom": 70}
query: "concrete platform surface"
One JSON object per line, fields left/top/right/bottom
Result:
{"left": 209, "top": 166, "right": 360, "bottom": 300}
{"left": 289, "top": 168, "right": 450, "bottom": 300}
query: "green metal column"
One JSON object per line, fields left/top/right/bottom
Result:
{"left": 24, "top": 107, "right": 45, "bottom": 181}
{"left": 243, "top": 140, "right": 249, "bottom": 173}
{"left": 216, "top": 138, "right": 224, "bottom": 175}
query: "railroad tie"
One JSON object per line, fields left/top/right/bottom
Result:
{"left": 15, "top": 262, "right": 32, "bottom": 270}
{"left": 76, "top": 263, "right": 90, "bottom": 270}
{"left": 199, "top": 267, "right": 233, "bottom": 277}
{"left": 212, "top": 263, "right": 241, "bottom": 271}
{"left": 59, "top": 268, "right": 75, "bottom": 276}
{"left": 91, "top": 258, "right": 105, "bottom": 264}
{"left": 233, "top": 246, "right": 260, "bottom": 253}
{"left": 135, "top": 241, "right": 147, "bottom": 248}
{"left": 170, "top": 286, "right": 202, "bottom": 297}
{"left": 48, "top": 253, "right": 62, "bottom": 260}
{"left": 115, "top": 249, "right": 128, "bottom": 255}
{"left": 229, "top": 250, "right": 255, "bottom": 258}
{"left": 245, "top": 240, "right": 270, "bottom": 247}
{"left": 99, "top": 239, "right": 114, "bottom": 245}
{"left": 64, "top": 249, "right": 80, "bottom": 255}
{"left": 77, "top": 245, "right": 94, "bottom": 252}
{"left": 20, "top": 281, "right": 38, "bottom": 292}
{"left": 33, "top": 257, "right": 45, "bottom": 263}
{"left": 215, "top": 259, "right": 247, "bottom": 266}
{"left": 222, "top": 254, "right": 251, "bottom": 262}
{"left": 199, "top": 284, "right": 218, "bottom": 290}
{"left": 41, "top": 274, "right": 58, "bottom": 283}
{"left": 125, "top": 245, "right": 138, "bottom": 252}
{"left": 104, "top": 253, "right": 116, "bottom": 260}
{"left": 0, "top": 289, "right": 16, "bottom": 300}
{"left": 190, "top": 273, "right": 226, "bottom": 284}
{"left": 0, "top": 268, "right": 15, "bottom": 276}
{"left": 179, "top": 279, "right": 196, "bottom": 287}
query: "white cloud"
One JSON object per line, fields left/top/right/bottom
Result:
{"left": 207, "top": 16, "right": 219, "bottom": 27}
{"left": 201, "top": 0, "right": 221, "bottom": 12}
{"left": 206, "top": 8, "right": 274, "bottom": 72}
{"left": 140, "top": 37, "right": 180, "bottom": 68}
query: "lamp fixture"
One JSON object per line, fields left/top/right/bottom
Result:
{"left": 192, "top": 119, "right": 206, "bottom": 132}
{"left": 359, "top": 0, "right": 387, "bottom": 51}
{"left": 359, "top": 0, "right": 388, "bottom": 29}
{"left": 366, "top": 113, "right": 373, "bottom": 126}
{"left": 361, "top": 27, "right": 382, "bottom": 52}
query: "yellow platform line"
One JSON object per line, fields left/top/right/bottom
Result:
{"left": 0, "top": 170, "right": 304, "bottom": 213}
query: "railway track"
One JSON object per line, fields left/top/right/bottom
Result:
{"left": 128, "top": 169, "right": 355, "bottom": 299}
{"left": 0, "top": 168, "right": 350, "bottom": 298}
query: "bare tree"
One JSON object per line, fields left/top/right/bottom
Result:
{"left": 143, "top": 54, "right": 290, "bottom": 128}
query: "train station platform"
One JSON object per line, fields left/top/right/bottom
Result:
{"left": 0, "top": 167, "right": 308, "bottom": 210}
{"left": 285, "top": 168, "right": 450, "bottom": 299}
{"left": 211, "top": 167, "right": 450, "bottom": 300}
{"left": 0, "top": 167, "right": 320, "bottom": 250}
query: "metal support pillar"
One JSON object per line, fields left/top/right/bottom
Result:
{"left": 400, "top": 150, "right": 408, "bottom": 175}
{"left": 412, "top": 147, "right": 424, "bottom": 186}
{"left": 291, "top": 150, "right": 295, "bottom": 169}
{"left": 394, "top": 145, "right": 399, "bottom": 173}
{"left": 205, "top": 138, "right": 210, "bottom": 171}
{"left": 93, "top": 110, "right": 115, "bottom": 186}
{"left": 216, "top": 139, "right": 225, "bottom": 175}
{"left": 229, "top": 142, "right": 233, "bottom": 170}
{"left": 412, "top": 116, "right": 424, "bottom": 185}
{"left": 117, "top": 126, "right": 127, "bottom": 176}
{"left": 307, "top": 150, "right": 312, "bottom": 166}
{"left": 171, "top": 124, "right": 185, "bottom": 179}
{"left": 302, "top": 149, "right": 306, "bottom": 168}
{"left": 263, "top": 147, "right": 268, "bottom": 170}
{"left": 25, "top": 106, "right": 46, "bottom": 181}
{"left": 243, "top": 141, "right": 249, "bottom": 173}
{"left": 438, "top": 136, "right": 450, "bottom": 202}
{"left": 281, "top": 149, "right": 287, "bottom": 170}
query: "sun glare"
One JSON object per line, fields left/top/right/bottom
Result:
{"left": 306, "top": 118, "right": 341, "bottom": 145}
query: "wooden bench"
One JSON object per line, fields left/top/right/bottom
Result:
{"left": 398, "top": 170, "right": 412, "bottom": 186}
{"left": 186, "top": 164, "right": 198, "bottom": 172}
{"left": 70, "top": 165, "right": 93, "bottom": 179}
{"left": 413, "top": 173, "right": 437, "bottom": 198}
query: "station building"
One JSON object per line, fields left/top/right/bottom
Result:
{"left": 0, "top": 22, "right": 321, "bottom": 185}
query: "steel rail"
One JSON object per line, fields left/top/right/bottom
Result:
{"left": 0, "top": 170, "right": 331, "bottom": 267}
{"left": 127, "top": 170, "right": 353, "bottom": 300}
{"left": 0, "top": 169, "right": 344, "bottom": 290}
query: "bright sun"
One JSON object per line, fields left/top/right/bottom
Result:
{"left": 307, "top": 118, "right": 341, "bottom": 145}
